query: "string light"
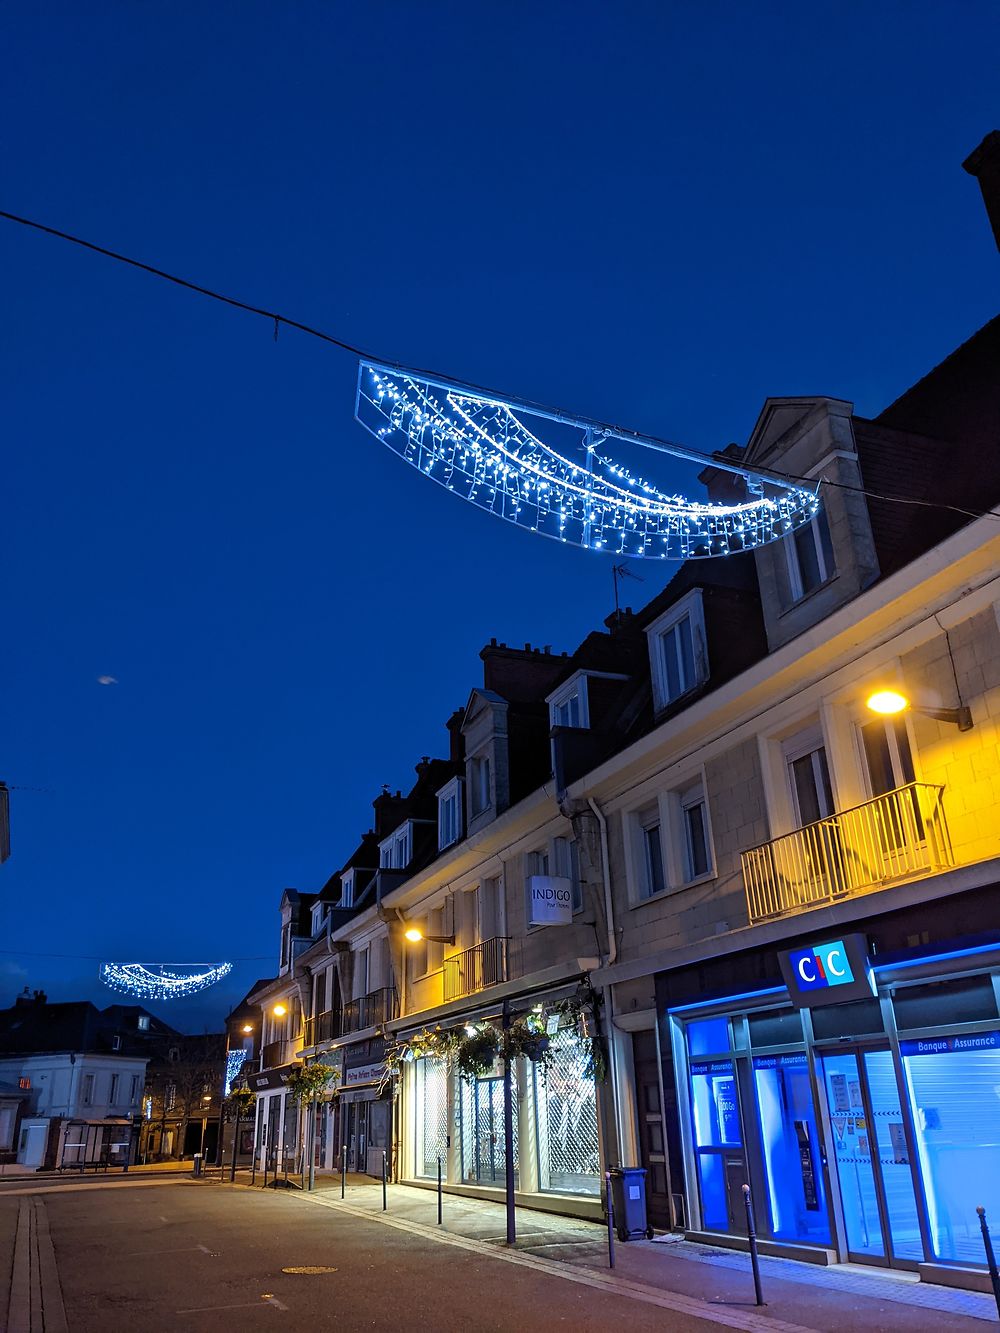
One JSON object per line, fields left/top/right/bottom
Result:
{"left": 355, "top": 363, "right": 821, "bottom": 560}
{"left": 99, "top": 961, "right": 233, "bottom": 1001}
{"left": 225, "top": 1048, "right": 249, "bottom": 1095}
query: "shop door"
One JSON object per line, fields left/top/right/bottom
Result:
{"left": 470, "top": 1077, "right": 513, "bottom": 1184}
{"left": 820, "top": 1048, "right": 921, "bottom": 1267}
{"left": 633, "top": 1031, "right": 672, "bottom": 1228}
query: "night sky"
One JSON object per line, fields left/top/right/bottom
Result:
{"left": 2, "top": 4, "right": 998, "bottom": 1031}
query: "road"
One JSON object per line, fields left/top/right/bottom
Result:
{"left": 0, "top": 1178, "right": 737, "bottom": 1333}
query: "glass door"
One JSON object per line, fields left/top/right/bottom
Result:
{"left": 820, "top": 1048, "right": 921, "bottom": 1266}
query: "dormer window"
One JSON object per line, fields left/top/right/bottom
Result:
{"left": 437, "top": 777, "right": 464, "bottom": 851}
{"left": 311, "top": 902, "right": 327, "bottom": 936}
{"left": 137, "top": 1015, "right": 150, "bottom": 1032}
{"left": 647, "top": 590, "right": 708, "bottom": 713}
{"left": 469, "top": 752, "right": 492, "bottom": 817}
{"left": 340, "top": 870, "right": 356, "bottom": 909}
{"left": 379, "top": 822, "right": 412, "bottom": 871}
{"left": 548, "top": 673, "right": 589, "bottom": 730}
{"left": 784, "top": 510, "right": 835, "bottom": 603}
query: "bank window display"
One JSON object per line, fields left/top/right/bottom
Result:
{"left": 533, "top": 1029, "right": 601, "bottom": 1195}
{"left": 689, "top": 1048, "right": 743, "bottom": 1232}
{"left": 901, "top": 1030, "right": 1000, "bottom": 1266}
{"left": 413, "top": 1058, "right": 449, "bottom": 1180}
{"left": 752, "top": 1053, "right": 829, "bottom": 1244}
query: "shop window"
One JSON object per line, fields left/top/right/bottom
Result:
{"left": 413, "top": 1058, "right": 449, "bottom": 1180}
{"left": 810, "top": 998, "right": 883, "bottom": 1041}
{"left": 902, "top": 1033, "right": 1000, "bottom": 1265}
{"left": 687, "top": 1017, "right": 730, "bottom": 1057}
{"left": 460, "top": 1068, "right": 518, "bottom": 1188}
{"left": 892, "top": 975, "right": 998, "bottom": 1031}
{"left": 748, "top": 1009, "right": 803, "bottom": 1048}
{"left": 533, "top": 1029, "right": 600, "bottom": 1195}
{"left": 752, "top": 1053, "right": 829, "bottom": 1244}
{"left": 689, "top": 1058, "right": 742, "bottom": 1232}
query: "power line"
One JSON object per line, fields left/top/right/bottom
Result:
{"left": 2, "top": 207, "right": 998, "bottom": 524}
{"left": 0, "top": 948, "right": 272, "bottom": 962}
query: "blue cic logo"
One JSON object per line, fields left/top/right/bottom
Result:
{"left": 789, "top": 940, "right": 855, "bottom": 992}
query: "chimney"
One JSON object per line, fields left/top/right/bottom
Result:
{"left": 963, "top": 130, "right": 1000, "bottom": 253}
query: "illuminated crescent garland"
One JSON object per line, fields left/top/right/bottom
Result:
{"left": 355, "top": 363, "right": 820, "bottom": 560}
{"left": 99, "top": 961, "right": 233, "bottom": 1001}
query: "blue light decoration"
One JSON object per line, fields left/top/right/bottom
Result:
{"left": 225, "top": 1048, "right": 250, "bottom": 1095}
{"left": 99, "top": 961, "right": 233, "bottom": 1001}
{"left": 355, "top": 363, "right": 821, "bottom": 560}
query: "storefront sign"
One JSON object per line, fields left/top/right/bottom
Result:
{"left": 344, "top": 1062, "right": 386, "bottom": 1088}
{"left": 248, "top": 1064, "right": 297, "bottom": 1091}
{"left": 778, "top": 934, "right": 876, "bottom": 1008}
{"left": 899, "top": 1030, "right": 1000, "bottom": 1057}
{"left": 527, "top": 874, "right": 573, "bottom": 927}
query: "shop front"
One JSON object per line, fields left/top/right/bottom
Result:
{"left": 338, "top": 1038, "right": 391, "bottom": 1176}
{"left": 249, "top": 1064, "right": 297, "bottom": 1174}
{"left": 659, "top": 898, "right": 1000, "bottom": 1285}
{"left": 404, "top": 1010, "right": 604, "bottom": 1217}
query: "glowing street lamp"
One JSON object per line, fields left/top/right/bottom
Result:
{"left": 272, "top": 1003, "right": 288, "bottom": 1017}
{"left": 402, "top": 926, "right": 455, "bottom": 946}
{"left": 866, "top": 689, "right": 972, "bottom": 731}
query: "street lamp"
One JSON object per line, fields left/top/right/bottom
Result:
{"left": 403, "top": 926, "right": 455, "bottom": 945}
{"left": 273, "top": 1003, "right": 288, "bottom": 1017}
{"left": 866, "top": 689, "right": 973, "bottom": 731}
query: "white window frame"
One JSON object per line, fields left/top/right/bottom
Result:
{"left": 109, "top": 1073, "right": 120, "bottom": 1105}
{"left": 624, "top": 803, "right": 667, "bottom": 904}
{"left": 552, "top": 834, "right": 584, "bottom": 914}
{"left": 783, "top": 725, "right": 835, "bottom": 827}
{"left": 437, "top": 777, "right": 464, "bottom": 851}
{"left": 670, "top": 780, "right": 715, "bottom": 887}
{"left": 784, "top": 511, "right": 834, "bottom": 604}
{"left": 311, "top": 902, "right": 327, "bottom": 936}
{"left": 646, "top": 589, "right": 708, "bottom": 713}
{"left": 468, "top": 751, "right": 492, "bottom": 817}
{"left": 81, "top": 1073, "right": 95, "bottom": 1106}
{"left": 379, "top": 822, "right": 413, "bottom": 871}
{"left": 547, "top": 672, "right": 590, "bottom": 730}
{"left": 340, "top": 870, "right": 356, "bottom": 908}
{"left": 137, "top": 1015, "right": 150, "bottom": 1032}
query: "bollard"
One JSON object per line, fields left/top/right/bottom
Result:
{"left": 122, "top": 1144, "right": 130, "bottom": 1175}
{"left": 193, "top": 1153, "right": 203, "bottom": 1178}
{"left": 977, "top": 1207, "right": 1000, "bottom": 1319}
{"left": 605, "top": 1171, "right": 616, "bottom": 1270}
{"left": 341, "top": 1144, "right": 346, "bottom": 1199}
{"left": 437, "top": 1155, "right": 443, "bottom": 1226}
{"left": 382, "top": 1150, "right": 388, "bottom": 1211}
{"left": 742, "top": 1185, "right": 764, "bottom": 1307}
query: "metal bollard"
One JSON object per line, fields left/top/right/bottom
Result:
{"left": 437, "top": 1155, "right": 443, "bottom": 1226}
{"left": 340, "top": 1145, "right": 346, "bottom": 1199}
{"left": 605, "top": 1171, "right": 616, "bottom": 1270}
{"left": 382, "top": 1150, "right": 388, "bottom": 1211}
{"left": 193, "top": 1153, "right": 203, "bottom": 1179}
{"left": 742, "top": 1185, "right": 764, "bottom": 1306}
{"left": 977, "top": 1207, "right": 1000, "bottom": 1319}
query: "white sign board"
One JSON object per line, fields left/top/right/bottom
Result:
{"left": 344, "top": 1062, "right": 386, "bottom": 1088}
{"left": 527, "top": 875, "right": 573, "bottom": 927}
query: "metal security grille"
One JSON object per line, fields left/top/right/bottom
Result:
{"left": 415, "top": 1058, "right": 449, "bottom": 1179}
{"left": 534, "top": 1029, "right": 601, "bottom": 1195}
{"left": 460, "top": 1072, "right": 518, "bottom": 1186}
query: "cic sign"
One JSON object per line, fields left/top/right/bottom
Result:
{"left": 526, "top": 875, "right": 573, "bottom": 927}
{"left": 778, "top": 933, "right": 876, "bottom": 1008}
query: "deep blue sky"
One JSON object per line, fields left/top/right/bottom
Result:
{"left": 2, "top": 4, "right": 998, "bottom": 1031}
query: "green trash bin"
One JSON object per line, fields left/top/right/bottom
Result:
{"left": 608, "top": 1166, "right": 652, "bottom": 1241}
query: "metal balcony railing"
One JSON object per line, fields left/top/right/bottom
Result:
{"left": 741, "top": 782, "right": 954, "bottom": 924}
{"left": 260, "top": 1038, "right": 297, "bottom": 1070}
{"left": 442, "top": 937, "right": 508, "bottom": 1003}
{"left": 341, "top": 987, "right": 398, "bottom": 1034}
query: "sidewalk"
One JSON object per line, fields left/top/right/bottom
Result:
{"left": 241, "top": 1174, "right": 999, "bottom": 1331}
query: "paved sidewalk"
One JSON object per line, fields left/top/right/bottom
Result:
{"left": 252, "top": 1175, "right": 998, "bottom": 1330}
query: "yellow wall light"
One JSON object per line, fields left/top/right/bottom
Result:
{"left": 866, "top": 690, "right": 910, "bottom": 716}
{"left": 404, "top": 928, "right": 424, "bottom": 943}
{"left": 272, "top": 1002, "right": 287, "bottom": 1017}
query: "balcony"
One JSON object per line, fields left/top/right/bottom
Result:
{"left": 741, "top": 782, "right": 954, "bottom": 925}
{"left": 341, "top": 988, "right": 398, "bottom": 1034}
{"left": 260, "top": 1038, "right": 297, "bottom": 1070}
{"left": 442, "top": 937, "right": 508, "bottom": 1003}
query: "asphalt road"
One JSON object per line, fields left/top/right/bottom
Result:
{"left": 6, "top": 1179, "right": 733, "bottom": 1333}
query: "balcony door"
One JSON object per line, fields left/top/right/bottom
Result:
{"left": 783, "top": 730, "right": 843, "bottom": 898}
{"left": 859, "top": 717, "right": 923, "bottom": 874}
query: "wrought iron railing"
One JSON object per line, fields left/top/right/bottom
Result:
{"left": 261, "top": 1038, "right": 297, "bottom": 1070}
{"left": 442, "top": 937, "right": 508, "bottom": 1002}
{"left": 342, "top": 987, "right": 398, "bottom": 1034}
{"left": 302, "top": 1009, "right": 338, "bottom": 1047}
{"left": 741, "top": 782, "right": 953, "bottom": 924}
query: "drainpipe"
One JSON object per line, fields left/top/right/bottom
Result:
{"left": 587, "top": 795, "right": 624, "bottom": 1165}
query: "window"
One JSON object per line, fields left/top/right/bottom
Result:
{"left": 109, "top": 1074, "right": 120, "bottom": 1105}
{"left": 647, "top": 591, "right": 708, "bottom": 712}
{"left": 553, "top": 835, "right": 583, "bottom": 913}
{"left": 355, "top": 946, "right": 370, "bottom": 999}
{"left": 82, "top": 1073, "right": 95, "bottom": 1106}
{"left": 340, "top": 870, "right": 356, "bottom": 908}
{"left": 784, "top": 509, "right": 834, "bottom": 603}
{"left": 636, "top": 807, "right": 666, "bottom": 901}
{"left": 137, "top": 1015, "right": 150, "bottom": 1032}
{"left": 311, "top": 902, "right": 327, "bottom": 936}
{"left": 680, "top": 787, "right": 711, "bottom": 881}
{"left": 479, "top": 876, "right": 503, "bottom": 941}
{"left": 130, "top": 1075, "right": 140, "bottom": 1105}
{"left": 526, "top": 847, "right": 549, "bottom": 878}
{"left": 469, "top": 753, "right": 492, "bottom": 816}
{"left": 379, "top": 823, "right": 412, "bottom": 871}
{"left": 112, "top": 1034, "right": 122, "bottom": 1052}
{"left": 437, "top": 778, "right": 464, "bottom": 851}
{"left": 548, "top": 674, "right": 590, "bottom": 730}
{"left": 787, "top": 739, "right": 835, "bottom": 826}
{"left": 165, "top": 1081, "right": 176, "bottom": 1111}
{"left": 860, "top": 715, "right": 915, "bottom": 797}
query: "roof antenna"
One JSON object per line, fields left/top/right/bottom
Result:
{"left": 612, "top": 562, "right": 644, "bottom": 620}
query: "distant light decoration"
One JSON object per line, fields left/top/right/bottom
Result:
{"left": 225, "top": 1048, "right": 249, "bottom": 1096}
{"left": 355, "top": 363, "right": 821, "bottom": 559}
{"left": 99, "top": 961, "right": 233, "bottom": 1001}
